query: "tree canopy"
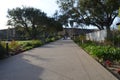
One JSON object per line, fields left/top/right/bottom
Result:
{"left": 57, "top": 0, "right": 120, "bottom": 38}
{"left": 7, "top": 7, "right": 63, "bottom": 39}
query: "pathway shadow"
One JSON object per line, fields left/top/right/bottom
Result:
{"left": 0, "top": 53, "right": 44, "bottom": 80}
{"left": 23, "top": 53, "right": 51, "bottom": 62}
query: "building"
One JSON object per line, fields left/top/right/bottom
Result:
{"left": 0, "top": 28, "right": 15, "bottom": 40}
{"left": 63, "top": 28, "right": 97, "bottom": 37}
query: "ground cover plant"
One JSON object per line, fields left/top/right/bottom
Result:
{"left": 0, "top": 36, "right": 62, "bottom": 59}
{"left": 74, "top": 37, "right": 120, "bottom": 79}
{"left": 74, "top": 38, "right": 120, "bottom": 62}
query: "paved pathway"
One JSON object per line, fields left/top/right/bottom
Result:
{"left": 0, "top": 39, "right": 118, "bottom": 80}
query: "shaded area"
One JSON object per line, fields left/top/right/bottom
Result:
{"left": 0, "top": 54, "right": 44, "bottom": 80}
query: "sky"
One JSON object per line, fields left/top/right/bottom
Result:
{"left": 0, "top": 0, "right": 59, "bottom": 29}
{"left": 0, "top": 0, "right": 120, "bottom": 30}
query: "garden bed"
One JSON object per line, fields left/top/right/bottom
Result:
{"left": 0, "top": 36, "right": 62, "bottom": 59}
{"left": 74, "top": 40, "right": 120, "bottom": 79}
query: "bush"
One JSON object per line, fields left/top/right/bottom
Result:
{"left": 19, "top": 40, "right": 43, "bottom": 50}
{"left": 9, "top": 40, "right": 23, "bottom": 55}
{"left": 32, "top": 40, "right": 43, "bottom": 47}
{"left": 1, "top": 37, "right": 59, "bottom": 58}
{"left": 51, "top": 37, "right": 55, "bottom": 42}
{"left": 75, "top": 40, "right": 120, "bottom": 62}
{"left": 45, "top": 38, "right": 51, "bottom": 43}
{"left": 89, "top": 46, "right": 120, "bottom": 61}
{"left": 45, "top": 36, "right": 61, "bottom": 43}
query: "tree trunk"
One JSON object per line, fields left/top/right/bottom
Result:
{"left": 32, "top": 25, "right": 37, "bottom": 39}
{"left": 106, "top": 26, "right": 112, "bottom": 41}
{"left": 24, "top": 23, "right": 31, "bottom": 39}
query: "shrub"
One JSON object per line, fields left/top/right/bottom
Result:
{"left": 19, "top": 40, "right": 43, "bottom": 51}
{"left": 76, "top": 40, "right": 120, "bottom": 62}
{"left": 32, "top": 40, "right": 43, "bottom": 47}
{"left": 45, "top": 36, "right": 60, "bottom": 43}
{"left": 45, "top": 38, "right": 51, "bottom": 43}
{"left": 1, "top": 38, "right": 58, "bottom": 58}
{"left": 9, "top": 40, "right": 23, "bottom": 55}
{"left": 51, "top": 37, "right": 55, "bottom": 42}
{"left": 23, "top": 46, "right": 33, "bottom": 50}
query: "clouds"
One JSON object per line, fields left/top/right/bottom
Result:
{"left": 0, "top": 0, "right": 58, "bottom": 29}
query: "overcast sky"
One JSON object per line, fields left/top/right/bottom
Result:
{"left": 0, "top": 0, "right": 59, "bottom": 29}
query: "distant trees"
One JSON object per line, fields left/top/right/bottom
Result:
{"left": 57, "top": 0, "right": 120, "bottom": 39}
{"left": 7, "top": 7, "right": 63, "bottom": 40}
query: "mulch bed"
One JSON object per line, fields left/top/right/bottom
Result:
{"left": 101, "top": 60, "right": 120, "bottom": 79}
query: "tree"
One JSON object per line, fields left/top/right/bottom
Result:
{"left": 7, "top": 7, "right": 47, "bottom": 39}
{"left": 118, "top": 7, "right": 120, "bottom": 30}
{"left": 119, "top": 7, "right": 120, "bottom": 17}
{"left": 43, "top": 17, "right": 63, "bottom": 38}
{"left": 57, "top": 0, "right": 77, "bottom": 27}
{"left": 57, "top": 0, "right": 120, "bottom": 39}
{"left": 15, "top": 26, "right": 29, "bottom": 40}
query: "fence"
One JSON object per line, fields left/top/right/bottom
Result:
{"left": 86, "top": 30, "right": 107, "bottom": 42}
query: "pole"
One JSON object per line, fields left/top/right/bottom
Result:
{"left": 6, "top": 41, "right": 9, "bottom": 56}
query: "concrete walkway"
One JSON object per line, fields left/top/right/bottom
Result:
{"left": 0, "top": 39, "right": 118, "bottom": 80}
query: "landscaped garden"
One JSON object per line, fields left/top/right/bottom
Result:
{"left": 0, "top": 7, "right": 63, "bottom": 59}
{"left": 0, "top": 35, "right": 62, "bottom": 59}
{"left": 74, "top": 34, "right": 120, "bottom": 79}
{"left": 0, "top": 0, "right": 120, "bottom": 79}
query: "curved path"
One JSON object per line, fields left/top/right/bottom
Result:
{"left": 0, "top": 39, "right": 118, "bottom": 80}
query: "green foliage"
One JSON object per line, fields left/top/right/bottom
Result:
{"left": 57, "top": 0, "right": 120, "bottom": 39}
{"left": 7, "top": 7, "right": 63, "bottom": 40}
{"left": 9, "top": 40, "right": 22, "bottom": 55}
{"left": 45, "top": 36, "right": 61, "bottom": 43}
{"left": 73, "top": 35, "right": 88, "bottom": 45}
{"left": 0, "top": 36, "right": 61, "bottom": 59}
{"left": 51, "top": 37, "right": 55, "bottom": 42}
{"left": 19, "top": 40, "right": 43, "bottom": 50}
{"left": 105, "top": 30, "right": 120, "bottom": 46}
{"left": 45, "top": 38, "right": 51, "bottom": 43}
{"left": 8, "top": 40, "right": 43, "bottom": 55}
{"left": 80, "top": 42, "right": 120, "bottom": 61}
{"left": 74, "top": 38, "right": 120, "bottom": 61}
{"left": 7, "top": 7, "right": 47, "bottom": 39}
{"left": 31, "top": 40, "right": 43, "bottom": 47}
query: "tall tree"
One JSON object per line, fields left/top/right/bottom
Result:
{"left": 7, "top": 7, "right": 47, "bottom": 39}
{"left": 45, "top": 17, "right": 63, "bottom": 37}
{"left": 57, "top": 0, "right": 120, "bottom": 39}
